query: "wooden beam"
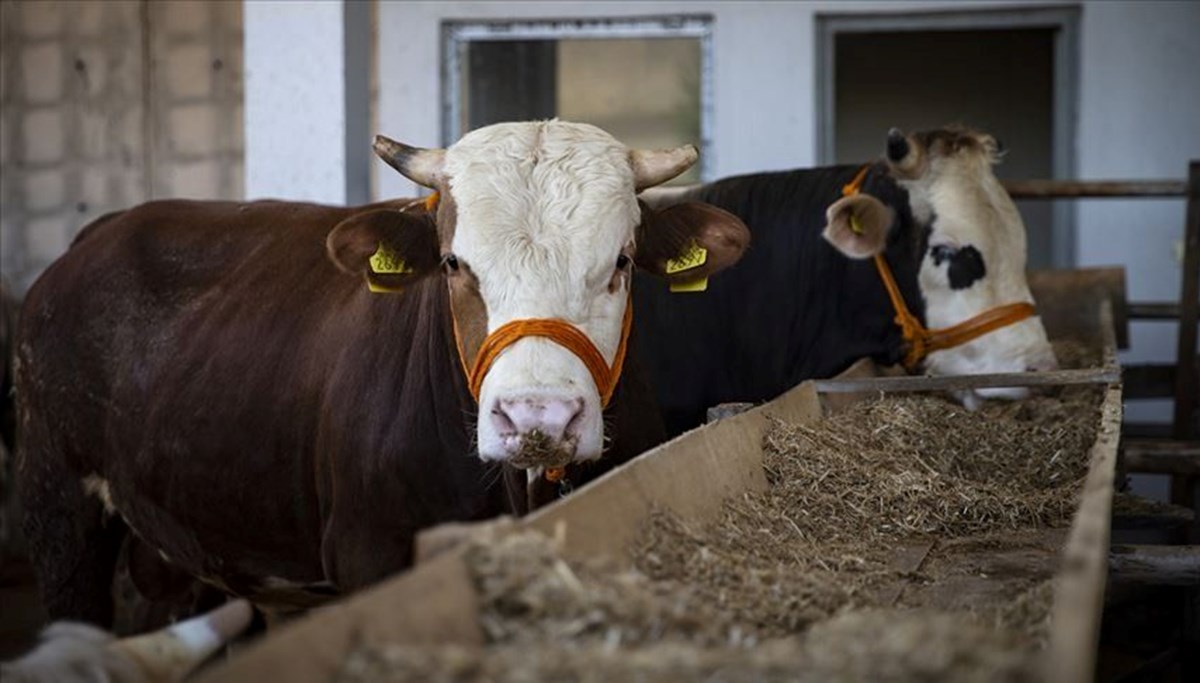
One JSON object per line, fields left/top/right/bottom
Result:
{"left": 1046, "top": 384, "right": 1123, "bottom": 683}
{"left": 1128, "top": 302, "right": 1182, "bottom": 320}
{"left": 1027, "top": 268, "right": 1129, "bottom": 350}
{"left": 1122, "top": 440, "right": 1200, "bottom": 475}
{"left": 814, "top": 366, "right": 1119, "bottom": 394}
{"left": 1109, "top": 544, "right": 1200, "bottom": 586}
{"left": 1173, "top": 161, "right": 1200, "bottom": 441}
{"left": 1003, "top": 179, "right": 1186, "bottom": 199}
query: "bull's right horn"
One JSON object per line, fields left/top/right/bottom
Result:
{"left": 110, "top": 600, "right": 253, "bottom": 682}
{"left": 885, "top": 128, "right": 921, "bottom": 174}
{"left": 630, "top": 145, "right": 699, "bottom": 191}
{"left": 374, "top": 135, "right": 446, "bottom": 188}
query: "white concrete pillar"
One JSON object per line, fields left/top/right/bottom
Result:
{"left": 243, "top": 0, "right": 370, "bottom": 204}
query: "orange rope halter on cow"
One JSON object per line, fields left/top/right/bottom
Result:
{"left": 403, "top": 191, "right": 633, "bottom": 486}
{"left": 463, "top": 297, "right": 634, "bottom": 409}
{"left": 842, "top": 164, "right": 1036, "bottom": 369}
{"left": 413, "top": 190, "right": 633, "bottom": 409}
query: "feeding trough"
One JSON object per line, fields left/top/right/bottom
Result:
{"left": 197, "top": 267, "right": 1124, "bottom": 683}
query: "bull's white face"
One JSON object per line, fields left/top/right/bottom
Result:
{"left": 895, "top": 130, "right": 1057, "bottom": 404}
{"left": 344, "top": 121, "right": 744, "bottom": 467}
{"left": 444, "top": 122, "right": 640, "bottom": 464}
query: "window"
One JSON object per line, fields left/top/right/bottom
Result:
{"left": 443, "top": 17, "right": 712, "bottom": 183}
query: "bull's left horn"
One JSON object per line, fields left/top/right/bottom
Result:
{"left": 373, "top": 135, "right": 446, "bottom": 188}
{"left": 630, "top": 145, "right": 699, "bottom": 191}
{"left": 110, "top": 599, "right": 253, "bottom": 682}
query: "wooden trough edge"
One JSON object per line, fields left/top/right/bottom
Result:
{"left": 1043, "top": 382, "right": 1122, "bottom": 683}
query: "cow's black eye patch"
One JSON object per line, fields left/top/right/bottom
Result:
{"left": 930, "top": 244, "right": 986, "bottom": 290}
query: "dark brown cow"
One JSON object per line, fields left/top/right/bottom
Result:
{"left": 15, "top": 120, "right": 749, "bottom": 626}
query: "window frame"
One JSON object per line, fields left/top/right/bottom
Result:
{"left": 441, "top": 15, "right": 715, "bottom": 181}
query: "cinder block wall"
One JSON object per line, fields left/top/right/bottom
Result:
{"left": 0, "top": 0, "right": 243, "bottom": 293}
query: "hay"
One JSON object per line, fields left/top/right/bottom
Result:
{"left": 339, "top": 533, "right": 1036, "bottom": 683}
{"left": 633, "top": 388, "right": 1099, "bottom": 638}
{"left": 1052, "top": 338, "right": 1102, "bottom": 370}
{"left": 466, "top": 532, "right": 729, "bottom": 647}
{"left": 338, "top": 363, "right": 1103, "bottom": 681}
{"left": 508, "top": 430, "right": 574, "bottom": 469}
{"left": 339, "top": 609, "right": 1034, "bottom": 683}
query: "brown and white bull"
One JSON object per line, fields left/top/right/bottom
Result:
{"left": 15, "top": 120, "right": 749, "bottom": 626}
{"left": 637, "top": 126, "right": 1058, "bottom": 434}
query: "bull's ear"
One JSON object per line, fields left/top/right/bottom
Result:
{"left": 635, "top": 201, "right": 750, "bottom": 284}
{"left": 822, "top": 194, "right": 894, "bottom": 259}
{"left": 326, "top": 209, "right": 440, "bottom": 291}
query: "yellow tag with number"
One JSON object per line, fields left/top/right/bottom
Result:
{"left": 369, "top": 243, "right": 412, "bottom": 274}
{"left": 670, "top": 277, "right": 709, "bottom": 293}
{"left": 665, "top": 242, "right": 708, "bottom": 274}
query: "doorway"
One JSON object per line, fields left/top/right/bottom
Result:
{"left": 817, "top": 9, "right": 1080, "bottom": 269}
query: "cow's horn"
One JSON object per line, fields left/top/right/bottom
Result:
{"left": 886, "top": 128, "right": 910, "bottom": 164}
{"left": 110, "top": 600, "right": 253, "bottom": 682}
{"left": 630, "top": 145, "right": 699, "bottom": 191}
{"left": 374, "top": 135, "right": 446, "bottom": 188}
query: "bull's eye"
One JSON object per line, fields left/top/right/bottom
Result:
{"left": 616, "top": 254, "right": 631, "bottom": 270}
{"left": 442, "top": 254, "right": 460, "bottom": 273}
{"left": 930, "top": 244, "right": 957, "bottom": 266}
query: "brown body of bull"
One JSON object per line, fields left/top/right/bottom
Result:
{"left": 14, "top": 198, "right": 666, "bottom": 627}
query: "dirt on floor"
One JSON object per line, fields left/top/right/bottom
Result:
{"left": 338, "top": 348, "right": 1104, "bottom": 682}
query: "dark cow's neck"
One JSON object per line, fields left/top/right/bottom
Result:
{"left": 633, "top": 163, "right": 926, "bottom": 435}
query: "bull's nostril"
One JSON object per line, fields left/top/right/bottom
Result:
{"left": 490, "top": 405, "right": 517, "bottom": 436}
{"left": 563, "top": 398, "right": 586, "bottom": 439}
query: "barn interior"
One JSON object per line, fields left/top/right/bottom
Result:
{"left": 1, "top": 1, "right": 1198, "bottom": 682}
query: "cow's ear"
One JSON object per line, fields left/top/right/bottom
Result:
{"left": 635, "top": 201, "right": 750, "bottom": 284}
{"left": 326, "top": 209, "right": 440, "bottom": 290}
{"left": 822, "top": 194, "right": 894, "bottom": 259}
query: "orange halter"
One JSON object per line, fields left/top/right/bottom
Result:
{"left": 842, "top": 165, "right": 1036, "bottom": 370}
{"left": 410, "top": 191, "right": 632, "bottom": 486}
{"left": 457, "top": 296, "right": 634, "bottom": 409}
{"left": 409, "top": 191, "right": 632, "bottom": 409}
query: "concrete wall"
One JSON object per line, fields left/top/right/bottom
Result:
{"left": 243, "top": 0, "right": 371, "bottom": 205}
{"left": 0, "top": 0, "right": 243, "bottom": 293}
{"left": 1075, "top": 1, "right": 1200, "bottom": 426}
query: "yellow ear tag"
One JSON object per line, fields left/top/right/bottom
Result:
{"left": 665, "top": 242, "right": 708, "bottom": 274}
{"left": 366, "top": 243, "right": 412, "bottom": 294}
{"left": 369, "top": 243, "right": 413, "bottom": 275}
{"left": 849, "top": 214, "right": 864, "bottom": 235}
{"left": 665, "top": 242, "right": 709, "bottom": 293}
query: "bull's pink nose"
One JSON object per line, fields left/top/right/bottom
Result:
{"left": 491, "top": 397, "right": 585, "bottom": 442}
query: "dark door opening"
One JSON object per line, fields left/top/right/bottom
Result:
{"left": 833, "top": 29, "right": 1058, "bottom": 269}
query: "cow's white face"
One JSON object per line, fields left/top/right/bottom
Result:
{"left": 824, "top": 128, "right": 1057, "bottom": 409}
{"left": 334, "top": 120, "right": 749, "bottom": 468}
{"left": 445, "top": 122, "right": 639, "bottom": 465}
{"left": 894, "top": 129, "right": 1057, "bottom": 404}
